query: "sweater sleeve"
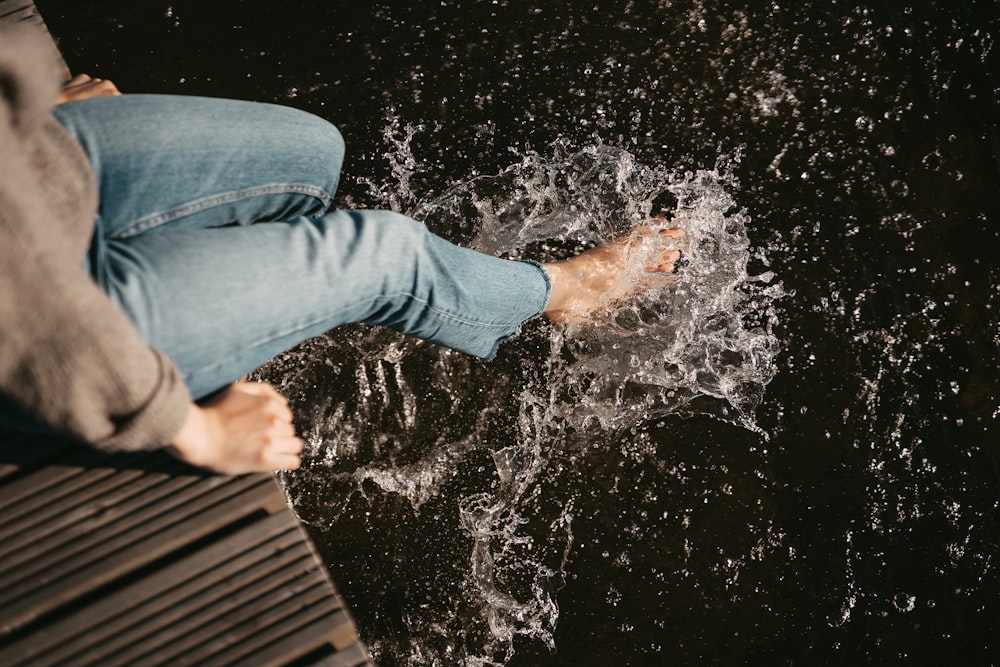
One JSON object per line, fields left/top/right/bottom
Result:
{"left": 0, "top": 27, "right": 191, "bottom": 451}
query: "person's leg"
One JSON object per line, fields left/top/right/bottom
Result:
{"left": 106, "top": 209, "right": 550, "bottom": 399}
{"left": 52, "top": 94, "right": 683, "bottom": 404}
{"left": 54, "top": 94, "right": 548, "bottom": 399}
{"left": 53, "top": 94, "right": 344, "bottom": 285}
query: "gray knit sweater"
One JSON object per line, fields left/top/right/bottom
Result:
{"left": 0, "top": 27, "right": 190, "bottom": 451}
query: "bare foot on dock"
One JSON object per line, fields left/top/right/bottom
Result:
{"left": 542, "top": 222, "right": 684, "bottom": 324}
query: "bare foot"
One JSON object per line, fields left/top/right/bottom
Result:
{"left": 542, "top": 223, "right": 683, "bottom": 324}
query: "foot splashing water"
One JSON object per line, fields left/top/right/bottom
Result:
{"left": 256, "top": 136, "right": 784, "bottom": 666}
{"left": 418, "top": 143, "right": 783, "bottom": 432}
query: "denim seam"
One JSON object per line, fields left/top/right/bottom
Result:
{"left": 111, "top": 184, "right": 333, "bottom": 239}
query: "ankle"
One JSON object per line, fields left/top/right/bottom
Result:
{"left": 540, "top": 262, "right": 571, "bottom": 321}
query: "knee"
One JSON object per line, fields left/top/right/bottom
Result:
{"left": 305, "top": 116, "right": 345, "bottom": 194}
{"left": 314, "top": 119, "right": 345, "bottom": 167}
{"left": 275, "top": 105, "right": 345, "bottom": 196}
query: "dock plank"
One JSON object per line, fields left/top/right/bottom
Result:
{"left": 2, "top": 475, "right": 276, "bottom": 626}
{"left": 0, "top": 440, "right": 373, "bottom": 666}
{"left": 0, "top": 513, "right": 304, "bottom": 666}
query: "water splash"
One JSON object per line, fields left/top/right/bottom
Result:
{"left": 416, "top": 143, "right": 782, "bottom": 432}
{"left": 258, "top": 133, "right": 783, "bottom": 665}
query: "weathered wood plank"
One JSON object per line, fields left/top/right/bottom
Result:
{"left": 191, "top": 604, "right": 353, "bottom": 667}
{"left": 0, "top": 475, "right": 280, "bottom": 632}
{"left": 0, "top": 511, "right": 304, "bottom": 666}
{"left": 95, "top": 555, "right": 330, "bottom": 667}
{"left": 0, "top": 472, "right": 257, "bottom": 589}
{"left": 0, "top": 448, "right": 158, "bottom": 518}
{"left": 225, "top": 610, "right": 366, "bottom": 667}
{"left": 304, "top": 642, "right": 374, "bottom": 667}
{"left": 0, "top": 458, "right": 180, "bottom": 551}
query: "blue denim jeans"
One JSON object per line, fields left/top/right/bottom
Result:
{"left": 51, "top": 95, "right": 550, "bottom": 399}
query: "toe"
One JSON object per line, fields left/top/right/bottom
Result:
{"left": 646, "top": 248, "right": 681, "bottom": 273}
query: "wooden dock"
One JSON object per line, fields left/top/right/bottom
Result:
{"left": 0, "top": 435, "right": 373, "bottom": 666}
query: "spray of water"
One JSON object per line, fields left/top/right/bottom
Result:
{"left": 257, "top": 126, "right": 783, "bottom": 665}
{"left": 416, "top": 142, "right": 782, "bottom": 432}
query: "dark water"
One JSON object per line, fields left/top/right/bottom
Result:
{"left": 44, "top": 1, "right": 1000, "bottom": 665}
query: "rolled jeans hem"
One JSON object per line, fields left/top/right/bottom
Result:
{"left": 480, "top": 260, "right": 551, "bottom": 361}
